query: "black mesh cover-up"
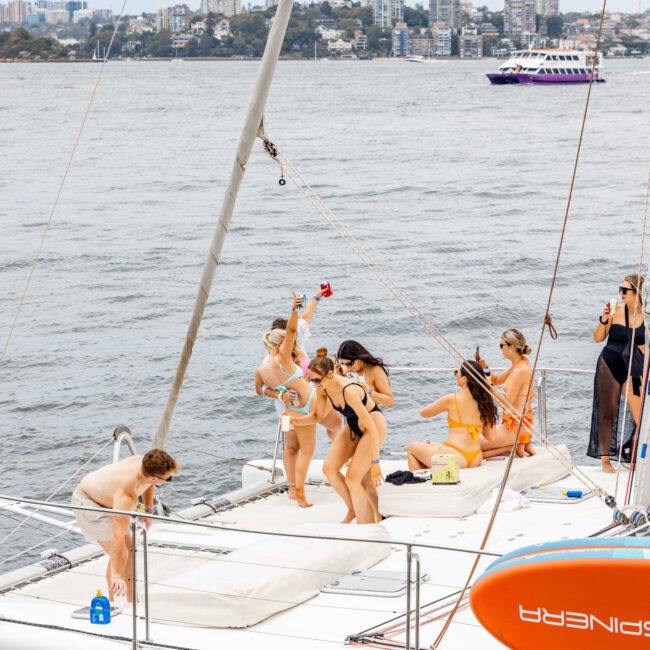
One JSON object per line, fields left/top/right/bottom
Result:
{"left": 587, "top": 306, "right": 645, "bottom": 460}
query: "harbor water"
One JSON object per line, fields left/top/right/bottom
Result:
{"left": 1, "top": 58, "right": 649, "bottom": 567}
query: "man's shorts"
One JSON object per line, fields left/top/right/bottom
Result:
{"left": 72, "top": 486, "right": 113, "bottom": 543}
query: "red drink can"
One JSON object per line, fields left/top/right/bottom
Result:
{"left": 320, "top": 281, "right": 333, "bottom": 297}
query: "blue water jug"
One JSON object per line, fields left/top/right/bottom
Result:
{"left": 90, "top": 589, "right": 111, "bottom": 624}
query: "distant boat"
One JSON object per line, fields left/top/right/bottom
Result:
{"left": 404, "top": 55, "right": 425, "bottom": 63}
{"left": 486, "top": 48, "right": 606, "bottom": 84}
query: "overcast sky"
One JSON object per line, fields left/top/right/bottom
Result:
{"left": 89, "top": 0, "right": 647, "bottom": 19}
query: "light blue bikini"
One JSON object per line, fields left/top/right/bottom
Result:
{"left": 272, "top": 364, "right": 315, "bottom": 415}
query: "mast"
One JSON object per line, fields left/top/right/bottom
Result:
{"left": 152, "top": 0, "right": 294, "bottom": 449}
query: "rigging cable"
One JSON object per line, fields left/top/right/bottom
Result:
{"left": 623, "top": 167, "right": 650, "bottom": 506}
{"left": 432, "top": 4, "right": 610, "bottom": 646}
{"left": 0, "top": 0, "right": 129, "bottom": 367}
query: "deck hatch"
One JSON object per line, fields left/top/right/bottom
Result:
{"left": 321, "top": 569, "right": 429, "bottom": 598}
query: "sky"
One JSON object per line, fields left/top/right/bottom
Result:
{"left": 86, "top": 0, "right": 648, "bottom": 20}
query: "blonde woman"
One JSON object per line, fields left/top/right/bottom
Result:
{"left": 478, "top": 329, "right": 535, "bottom": 458}
{"left": 588, "top": 274, "right": 645, "bottom": 473}
{"left": 257, "top": 293, "right": 317, "bottom": 508}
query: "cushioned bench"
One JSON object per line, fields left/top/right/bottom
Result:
{"left": 148, "top": 522, "right": 390, "bottom": 628}
{"left": 378, "top": 445, "right": 572, "bottom": 518}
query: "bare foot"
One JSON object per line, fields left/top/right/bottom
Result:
{"left": 516, "top": 444, "right": 526, "bottom": 458}
{"left": 601, "top": 459, "right": 616, "bottom": 474}
{"left": 288, "top": 484, "right": 296, "bottom": 500}
{"left": 295, "top": 489, "right": 313, "bottom": 508}
{"left": 341, "top": 510, "right": 355, "bottom": 524}
{"left": 524, "top": 442, "right": 536, "bottom": 457}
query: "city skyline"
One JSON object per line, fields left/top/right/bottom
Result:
{"left": 77, "top": 0, "right": 648, "bottom": 16}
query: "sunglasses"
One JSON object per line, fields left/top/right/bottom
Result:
{"left": 307, "top": 375, "right": 324, "bottom": 386}
{"left": 500, "top": 342, "right": 509, "bottom": 349}
{"left": 337, "top": 360, "right": 354, "bottom": 367}
{"left": 619, "top": 286, "right": 636, "bottom": 295}
{"left": 453, "top": 369, "right": 462, "bottom": 376}
{"left": 153, "top": 475, "right": 173, "bottom": 483}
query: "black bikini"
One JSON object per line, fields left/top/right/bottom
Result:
{"left": 325, "top": 383, "right": 381, "bottom": 439}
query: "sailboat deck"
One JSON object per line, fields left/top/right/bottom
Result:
{"left": 0, "top": 464, "right": 619, "bottom": 649}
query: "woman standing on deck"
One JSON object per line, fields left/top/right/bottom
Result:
{"left": 257, "top": 293, "right": 318, "bottom": 508}
{"left": 293, "top": 356, "right": 387, "bottom": 524}
{"left": 478, "top": 329, "right": 535, "bottom": 458}
{"left": 588, "top": 274, "right": 645, "bottom": 473}
{"left": 408, "top": 360, "right": 498, "bottom": 470}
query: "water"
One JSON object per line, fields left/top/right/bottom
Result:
{"left": 1, "top": 58, "right": 649, "bottom": 568}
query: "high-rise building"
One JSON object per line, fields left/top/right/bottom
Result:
{"left": 200, "top": 0, "right": 240, "bottom": 16}
{"left": 64, "top": 0, "right": 85, "bottom": 21}
{"left": 503, "top": 0, "right": 535, "bottom": 38}
{"left": 373, "top": 0, "right": 403, "bottom": 28}
{"left": 459, "top": 24, "right": 482, "bottom": 57}
{"left": 429, "top": 0, "right": 461, "bottom": 32}
{"left": 157, "top": 4, "right": 189, "bottom": 31}
{"left": 392, "top": 22, "right": 410, "bottom": 56}
{"left": 433, "top": 25, "right": 451, "bottom": 55}
{"left": 9, "top": 0, "right": 28, "bottom": 22}
{"left": 536, "top": 0, "right": 558, "bottom": 16}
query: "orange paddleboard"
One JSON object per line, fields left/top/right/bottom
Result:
{"left": 471, "top": 543, "right": 650, "bottom": 649}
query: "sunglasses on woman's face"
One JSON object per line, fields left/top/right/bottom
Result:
{"left": 307, "top": 375, "right": 324, "bottom": 386}
{"left": 619, "top": 286, "right": 635, "bottom": 295}
{"left": 499, "top": 342, "right": 508, "bottom": 349}
{"left": 337, "top": 360, "right": 354, "bottom": 367}
{"left": 453, "top": 369, "right": 463, "bottom": 377}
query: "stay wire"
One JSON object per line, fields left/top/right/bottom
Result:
{"left": 0, "top": 0, "right": 128, "bottom": 367}
{"left": 432, "top": 5, "right": 609, "bottom": 647}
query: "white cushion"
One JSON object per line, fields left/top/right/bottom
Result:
{"left": 148, "top": 522, "right": 390, "bottom": 628}
{"left": 378, "top": 445, "right": 572, "bottom": 518}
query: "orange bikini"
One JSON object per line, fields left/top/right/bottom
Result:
{"left": 502, "top": 367, "right": 533, "bottom": 444}
{"left": 443, "top": 394, "right": 483, "bottom": 466}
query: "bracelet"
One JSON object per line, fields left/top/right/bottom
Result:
{"left": 145, "top": 508, "right": 154, "bottom": 514}
{"left": 484, "top": 369, "right": 491, "bottom": 377}
{"left": 371, "top": 459, "right": 380, "bottom": 464}
{"left": 313, "top": 295, "right": 321, "bottom": 302}
{"left": 368, "top": 388, "right": 373, "bottom": 395}
{"left": 599, "top": 316, "right": 608, "bottom": 325}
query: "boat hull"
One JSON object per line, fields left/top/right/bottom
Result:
{"left": 486, "top": 73, "right": 606, "bottom": 85}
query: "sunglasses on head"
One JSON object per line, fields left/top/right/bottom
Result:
{"left": 619, "top": 286, "right": 636, "bottom": 295}
{"left": 337, "top": 360, "right": 354, "bottom": 367}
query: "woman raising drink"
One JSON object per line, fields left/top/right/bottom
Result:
{"left": 588, "top": 274, "right": 645, "bottom": 473}
{"left": 292, "top": 356, "right": 387, "bottom": 524}
{"left": 257, "top": 293, "right": 318, "bottom": 508}
{"left": 407, "top": 360, "right": 497, "bottom": 470}
{"left": 478, "top": 329, "right": 535, "bottom": 458}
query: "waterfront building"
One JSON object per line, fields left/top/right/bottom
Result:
{"left": 459, "top": 24, "right": 483, "bottom": 58}
{"left": 373, "top": 0, "right": 403, "bottom": 29}
{"left": 172, "top": 33, "right": 193, "bottom": 48}
{"left": 327, "top": 38, "right": 353, "bottom": 53}
{"left": 45, "top": 8, "right": 69, "bottom": 22}
{"left": 503, "top": 0, "right": 535, "bottom": 38}
{"left": 536, "top": 0, "right": 558, "bottom": 16}
{"left": 200, "top": 0, "right": 240, "bottom": 16}
{"left": 428, "top": 0, "right": 460, "bottom": 32}
{"left": 410, "top": 34, "right": 434, "bottom": 57}
{"left": 353, "top": 30, "right": 367, "bottom": 50}
{"left": 433, "top": 25, "right": 452, "bottom": 56}
{"left": 316, "top": 26, "right": 343, "bottom": 40}
{"left": 480, "top": 22, "right": 498, "bottom": 35}
{"left": 392, "top": 22, "right": 410, "bottom": 56}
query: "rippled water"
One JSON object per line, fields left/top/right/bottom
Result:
{"left": 1, "top": 58, "right": 649, "bottom": 568}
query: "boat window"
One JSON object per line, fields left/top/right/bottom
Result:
{"left": 551, "top": 55, "right": 557, "bottom": 60}
{"left": 572, "top": 55, "right": 579, "bottom": 60}
{"left": 553, "top": 68, "right": 559, "bottom": 74}
{"left": 558, "top": 55, "right": 566, "bottom": 61}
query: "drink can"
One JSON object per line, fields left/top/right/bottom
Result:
{"left": 299, "top": 293, "right": 307, "bottom": 310}
{"left": 320, "top": 281, "right": 333, "bottom": 297}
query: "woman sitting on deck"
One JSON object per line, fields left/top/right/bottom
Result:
{"left": 257, "top": 293, "right": 318, "bottom": 508}
{"left": 478, "top": 329, "right": 536, "bottom": 458}
{"left": 292, "top": 355, "right": 387, "bottom": 524}
{"left": 408, "top": 360, "right": 498, "bottom": 470}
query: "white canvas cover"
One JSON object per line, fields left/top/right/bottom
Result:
{"left": 147, "top": 522, "right": 391, "bottom": 628}
{"left": 378, "top": 445, "right": 572, "bottom": 518}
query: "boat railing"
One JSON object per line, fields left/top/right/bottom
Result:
{"left": 0, "top": 493, "right": 501, "bottom": 650}
{"left": 112, "top": 425, "right": 138, "bottom": 465}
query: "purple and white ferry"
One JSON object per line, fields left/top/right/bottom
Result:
{"left": 486, "top": 48, "right": 605, "bottom": 84}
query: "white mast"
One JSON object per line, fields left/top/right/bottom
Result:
{"left": 153, "top": 0, "right": 294, "bottom": 449}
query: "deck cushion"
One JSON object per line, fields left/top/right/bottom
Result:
{"left": 148, "top": 522, "right": 390, "bottom": 628}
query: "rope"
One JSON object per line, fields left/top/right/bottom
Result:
{"left": 432, "top": 6, "right": 609, "bottom": 646}
{"left": 612, "top": 167, "right": 650, "bottom": 499}
{"left": 165, "top": 440, "right": 272, "bottom": 473}
{"left": 0, "top": 437, "right": 113, "bottom": 548}
{"left": 0, "top": 527, "right": 72, "bottom": 568}
{"left": 0, "top": 0, "right": 128, "bottom": 367}
{"left": 259, "top": 136, "right": 611, "bottom": 503}
{"left": 622, "top": 167, "right": 650, "bottom": 506}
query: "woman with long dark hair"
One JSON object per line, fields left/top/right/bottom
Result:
{"left": 291, "top": 355, "right": 387, "bottom": 524}
{"left": 336, "top": 340, "right": 394, "bottom": 408}
{"left": 407, "top": 360, "right": 498, "bottom": 470}
{"left": 588, "top": 274, "right": 646, "bottom": 473}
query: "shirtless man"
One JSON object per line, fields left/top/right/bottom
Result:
{"left": 71, "top": 448, "right": 179, "bottom": 601}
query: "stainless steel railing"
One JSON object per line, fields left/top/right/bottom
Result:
{"left": 0, "top": 493, "right": 501, "bottom": 650}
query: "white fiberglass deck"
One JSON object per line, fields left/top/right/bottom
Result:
{"left": 0, "top": 464, "right": 619, "bottom": 650}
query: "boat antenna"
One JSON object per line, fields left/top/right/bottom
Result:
{"left": 152, "top": 0, "right": 295, "bottom": 449}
